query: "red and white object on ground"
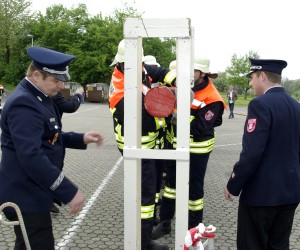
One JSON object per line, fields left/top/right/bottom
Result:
{"left": 183, "top": 223, "right": 216, "bottom": 250}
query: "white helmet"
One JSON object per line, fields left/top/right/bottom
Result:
{"left": 194, "top": 57, "right": 218, "bottom": 79}
{"left": 144, "top": 55, "right": 160, "bottom": 67}
{"left": 169, "top": 60, "right": 176, "bottom": 70}
{"left": 110, "top": 39, "right": 144, "bottom": 66}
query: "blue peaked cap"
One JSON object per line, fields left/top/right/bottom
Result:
{"left": 27, "top": 46, "right": 75, "bottom": 82}
{"left": 246, "top": 58, "right": 287, "bottom": 78}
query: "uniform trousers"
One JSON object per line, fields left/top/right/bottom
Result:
{"left": 141, "top": 158, "right": 157, "bottom": 247}
{"left": 4, "top": 211, "right": 54, "bottom": 250}
{"left": 159, "top": 152, "right": 210, "bottom": 228}
{"left": 237, "top": 202, "right": 299, "bottom": 250}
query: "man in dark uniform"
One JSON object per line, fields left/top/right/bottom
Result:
{"left": 224, "top": 58, "right": 300, "bottom": 250}
{"left": 0, "top": 46, "right": 103, "bottom": 250}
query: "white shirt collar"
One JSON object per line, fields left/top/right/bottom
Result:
{"left": 264, "top": 85, "right": 282, "bottom": 94}
{"left": 25, "top": 77, "right": 48, "bottom": 97}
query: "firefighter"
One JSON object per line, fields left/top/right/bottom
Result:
{"left": 108, "top": 40, "right": 176, "bottom": 250}
{"left": 143, "top": 55, "right": 172, "bottom": 226}
{"left": 152, "top": 57, "right": 227, "bottom": 239}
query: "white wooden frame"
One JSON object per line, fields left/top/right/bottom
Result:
{"left": 123, "top": 18, "right": 192, "bottom": 250}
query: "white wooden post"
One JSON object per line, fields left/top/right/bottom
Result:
{"left": 123, "top": 18, "right": 192, "bottom": 250}
{"left": 123, "top": 37, "right": 143, "bottom": 249}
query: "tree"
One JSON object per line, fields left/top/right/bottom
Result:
{"left": 211, "top": 71, "right": 227, "bottom": 92}
{"left": 225, "top": 51, "right": 259, "bottom": 99}
{"left": 0, "top": 0, "right": 32, "bottom": 84}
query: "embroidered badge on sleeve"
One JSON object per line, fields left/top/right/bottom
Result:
{"left": 205, "top": 110, "right": 214, "bottom": 121}
{"left": 247, "top": 118, "right": 257, "bottom": 132}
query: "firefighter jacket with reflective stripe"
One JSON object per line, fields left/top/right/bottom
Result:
{"left": 173, "top": 79, "right": 226, "bottom": 154}
{"left": 109, "top": 64, "right": 175, "bottom": 150}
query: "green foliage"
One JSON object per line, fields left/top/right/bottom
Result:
{"left": 0, "top": 1, "right": 299, "bottom": 98}
{"left": 225, "top": 51, "right": 259, "bottom": 99}
{"left": 144, "top": 38, "right": 176, "bottom": 68}
{"left": 211, "top": 72, "right": 227, "bottom": 92}
{"left": 0, "top": 0, "right": 32, "bottom": 83}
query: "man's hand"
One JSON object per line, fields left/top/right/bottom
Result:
{"left": 224, "top": 186, "right": 234, "bottom": 202}
{"left": 75, "top": 86, "right": 84, "bottom": 95}
{"left": 84, "top": 131, "right": 104, "bottom": 146}
{"left": 68, "top": 190, "right": 84, "bottom": 215}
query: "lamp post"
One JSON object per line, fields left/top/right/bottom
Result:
{"left": 27, "top": 34, "right": 33, "bottom": 47}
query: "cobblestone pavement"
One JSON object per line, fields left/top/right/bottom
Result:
{"left": 1, "top": 103, "right": 300, "bottom": 250}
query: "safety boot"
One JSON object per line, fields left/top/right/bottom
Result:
{"left": 152, "top": 220, "right": 171, "bottom": 239}
{"left": 153, "top": 217, "right": 160, "bottom": 226}
{"left": 143, "top": 240, "right": 169, "bottom": 250}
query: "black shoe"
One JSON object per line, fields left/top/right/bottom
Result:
{"left": 50, "top": 204, "right": 59, "bottom": 214}
{"left": 143, "top": 240, "right": 169, "bottom": 250}
{"left": 152, "top": 220, "right": 171, "bottom": 240}
{"left": 153, "top": 217, "right": 160, "bottom": 226}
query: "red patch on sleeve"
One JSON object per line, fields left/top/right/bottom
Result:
{"left": 205, "top": 110, "right": 214, "bottom": 121}
{"left": 247, "top": 118, "right": 256, "bottom": 132}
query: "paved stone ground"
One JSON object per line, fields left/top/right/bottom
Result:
{"left": 1, "top": 103, "right": 300, "bottom": 250}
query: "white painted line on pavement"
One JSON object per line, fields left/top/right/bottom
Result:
{"left": 216, "top": 132, "right": 243, "bottom": 136}
{"left": 63, "top": 106, "right": 99, "bottom": 117}
{"left": 214, "top": 142, "right": 242, "bottom": 148}
{"left": 56, "top": 156, "right": 123, "bottom": 248}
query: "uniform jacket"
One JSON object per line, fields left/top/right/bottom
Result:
{"left": 52, "top": 91, "right": 81, "bottom": 118}
{"left": 189, "top": 79, "right": 226, "bottom": 141}
{"left": 0, "top": 78, "right": 86, "bottom": 212}
{"left": 227, "top": 87, "right": 300, "bottom": 206}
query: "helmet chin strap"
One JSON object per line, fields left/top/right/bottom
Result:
{"left": 194, "top": 73, "right": 207, "bottom": 86}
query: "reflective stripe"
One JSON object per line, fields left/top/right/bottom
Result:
{"left": 173, "top": 137, "right": 215, "bottom": 154}
{"left": 189, "top": 145, "right": 214, "bottom": 154}
{"left": 142, "top": 85, "right": 149, "bottom": 95}
{"left": 155, "top": 193, "right": 160, "bottom": 203}
{"left": 191, "top": 99, "right": 206, "bottom": 108}
{"left": 189, "top": 198, "right": 204, "bottom": 211}
{"left": 163, "top": 186, "right": 176, "bottom": 199}
{"left": 50, "top": 172, "right": 64, "bottom": 191}
{"left": 110, "top": 107, "right": 116, "bottom": 114}
{"left": 114, "top": 128, "right": 158, "bottom": 150}
{"left": 154, "top": 117, "right": 166, "bottom": 130}
{"left": 163, "top": 71, "right": 176, "bottom": 85}
{"left": 190, "top": 138, "right": 215, "bottom": 147}
{"left": 141, "top": 204, "right": 155, "bottom": 219}
{"left": 190, "top": 115, "right": 195, "bottom": 122}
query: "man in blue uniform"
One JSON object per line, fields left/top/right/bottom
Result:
{"left": 224, "top": 58, "right": 300, "bottom": 250}
{"left": 0, "top": 46, "right": 103, "bottom": 250}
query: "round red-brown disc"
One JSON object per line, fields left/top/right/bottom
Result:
{"left": 144, "top": 86, "right": 176, "bottom": 118}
